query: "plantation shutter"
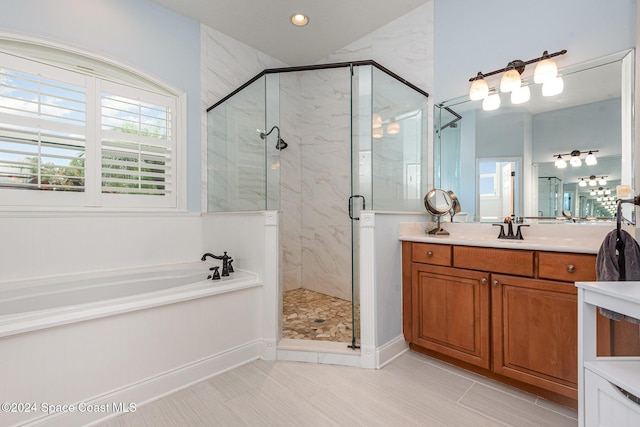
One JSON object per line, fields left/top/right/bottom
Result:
{"left": 0, "top": 53, "right": 86, "bottom": 194}
{"left": 99, "top": 81, "right": 176, "bottom": 208}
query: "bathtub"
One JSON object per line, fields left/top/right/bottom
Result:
{"left": 0, "top": 262, "right": 263, "bottom": 427}
{"left": 0, "top": 261, "right": 259, "bottom": 337}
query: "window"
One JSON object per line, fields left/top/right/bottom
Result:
{"left": 0, "top": 51, "right": 178, "bottom": 209}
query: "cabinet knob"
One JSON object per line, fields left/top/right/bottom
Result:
{"left": 426, "top": 251, "right": 433, "bottom": 257}
{"left": 567, "top": 264, "right": 576, "bottom": 273}
{"left": 492, "top": 280, "right": 499, "bottom": 287}
{"left": 480, "top": 278, "right": 487, "bottom": 285}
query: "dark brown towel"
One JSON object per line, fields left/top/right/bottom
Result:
{"left": 596, "top": 229, "right": 640, "bottom": 323}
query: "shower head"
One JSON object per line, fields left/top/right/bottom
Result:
{"left": 260, "top": 126, "right": 288, "bottom": 150}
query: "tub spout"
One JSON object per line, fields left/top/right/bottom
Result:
{"left": 201, "top": 253, "right": 215, "bottom": 261}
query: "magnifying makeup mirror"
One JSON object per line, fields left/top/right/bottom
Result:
{"left": 424, "top": 189, "right": 453, "bottom": 235}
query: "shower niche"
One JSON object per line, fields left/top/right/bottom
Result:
{"left": 206, "top": 61, "right": 429, "bottom": 348}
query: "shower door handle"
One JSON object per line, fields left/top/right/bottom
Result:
{"left": 348, "top": 195, "right": 366, "bottom": 220}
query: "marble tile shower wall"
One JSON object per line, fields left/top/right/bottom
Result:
{"left": 280, "top": 69, "right": 353, "bottom": 301}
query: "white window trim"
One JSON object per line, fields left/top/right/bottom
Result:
{"left": 0, "top": 31, "right": 188, "bottom": 213}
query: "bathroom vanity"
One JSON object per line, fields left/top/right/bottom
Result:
{"left": 400, "top": 223, "right": 640, "bottom": 407}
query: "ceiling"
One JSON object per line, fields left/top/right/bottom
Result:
{"left": 149, "top": 0, "right": 429, "bottom": 65}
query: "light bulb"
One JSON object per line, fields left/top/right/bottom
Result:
{"left": 372, "top": 114, "right": 382, "bottom": 129}
{"left": 482, "top": 93, "right": 500, "bottom": 111}
{"left": 510, "top": 85, "right": 530, "bottom": 104}
{"left": 585, "top": 151, "right": 597, "bottom": 165}
{"left": 500, "top": 69, "right": 521, "bottom": 93}
{"left": 469, "top": 77, "right": 489, "bottom": 100}
{"left": 534, "top": 57, "right": 558, "bottom": 84}
{"left": 554, "top": 155, "right": 567, "bottom": 168}
{"left": 387, "top": 121, "right": 400, "bottom": 135}
{"left": 542, "top": 76, "right": 564, "bottom": 97}
{"left": 290, "top": 13, "right": 309, "bottom": 26}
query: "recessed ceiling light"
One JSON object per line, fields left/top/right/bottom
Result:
{"left": 290, "top": 13, "right": 309, "bottom": 27}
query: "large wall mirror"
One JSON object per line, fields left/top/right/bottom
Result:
{"left": 435, "top": 49, "right": 635, "bottom": 224}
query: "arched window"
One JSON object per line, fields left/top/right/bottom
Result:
{"left": 0, "top": 39, "right": 182, "bottom": 209}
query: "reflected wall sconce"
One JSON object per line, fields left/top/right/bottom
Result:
{"left": 469, "top": 49, "right": 567, "bottom": 109}
{"left": 581, "top": 176, "right": 608, "bottom": 187}
{"left": 553, "top": 149, "right": 598, "bottom": 168}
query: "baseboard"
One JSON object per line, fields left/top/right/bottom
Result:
{"left": 376, "top": 335, "right": 409, "bottom": 368}
{"left": 277, "top": 339, "right": 361, "bottom": 367}
{"left": 21, "top": 340, "right": 262, "bottom": 427}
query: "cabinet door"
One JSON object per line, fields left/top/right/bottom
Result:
{"left": 491, "top": 274, "right": 577, "bottom": 399}
{"left": 412, "top": 264, "right": 490, "bottom": 369}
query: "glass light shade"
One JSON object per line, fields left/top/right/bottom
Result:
{"left": 597, "top": 189, "right": 604, "bottom": 195}
{"left": 570, "top": 155, "right": 582, "bottom": 167}
{"left": 469, "top": 78, "right": 489, "bottom": 100}
{"left": 578, "top": 179, "right": 587, "bottom": 187}
{"left": 605, "top": 189, "right": 612, "bottom": 195}
{"left": 599, "top": 177, "right": 607, "bottom": 185}
{"left": 590, "top": 191, "right": 596, "bottom": 196}
{"left": 500, "top": 69, "right": 521, "bottom": 93}
{"left": 482, "top": 93, "right": 500, "bottom": 111}
{"left": 372, "top": 127, "right": 383, "bottom": 139}
{"left": 542, "top": 76, "right": 564, "bottom": 97}
{"left": 585, "top": 151, "right": 597, "bottom": 165}
{"left": 534, "top": 58, "right": 558, "bottom": 84}
{"left": 554, "top": 156, "right": 567, "bottom": 168}
{"left": 589, "top": 178, "right": 597, "bottom": 186}
{"left": 372, "top": 113, "right": 382, "bottom": 129}
{"left": 510, "top": 85, "right": 530, "bottom": 104}
{"left": 597, "top": 197, "right": 602, "bottom": 202}
{"left": 387, "top": 121, "right": 400, "bottom": 135}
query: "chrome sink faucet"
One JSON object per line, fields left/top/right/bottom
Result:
{"left": 493, "top": 217, "right": 529, "bottom": 240}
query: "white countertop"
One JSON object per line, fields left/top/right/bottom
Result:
{"left": 399, "top": 222, "right": 628, "bottom": 254}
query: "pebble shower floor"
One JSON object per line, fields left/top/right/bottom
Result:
{"left": 282, "top": 289, "right": 356, "bottom": 342}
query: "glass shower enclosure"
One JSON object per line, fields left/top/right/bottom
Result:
{"left": 207, "top": 61, "right": 429, "bottom": 348}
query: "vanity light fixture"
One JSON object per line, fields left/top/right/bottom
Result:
{"left": 290, "top": 13, "right": 309, "bottom": 26}
{"left": 553, "top": 149, "right": 598, "bottom": 168}
{"left": 588, "top": 175, "right": 597, "bottom": 186}
{"left": 468, "top": 49, "right": 567, "bottom": 102}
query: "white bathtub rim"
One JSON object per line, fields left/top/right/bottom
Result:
{"left": 0, "top": 260, "right": 222, "bottom": 292}
{"left": 0, "top": 271, "right": 261, "bottom": 339}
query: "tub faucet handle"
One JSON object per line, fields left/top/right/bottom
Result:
{"left": 209, "top": 266, "right": 220, "bottom": 280}
{"left": 228, "top": 258, "right": 234, "bottom": 273}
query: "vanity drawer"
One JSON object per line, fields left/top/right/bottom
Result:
{"left": 411, "top": 243, "right": 452, "bottom": 266}
{"left": 453, "top": 246, "right": 534, "bottom": 277}
{"left": 538, "top": 252, "right": 596, "bottom": 282}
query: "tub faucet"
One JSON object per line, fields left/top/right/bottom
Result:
{"left": 493, "top": 217, "right": 529, "bottom": 240}
{"left": 201, "top": 252, "right": 231, "bottom": 276}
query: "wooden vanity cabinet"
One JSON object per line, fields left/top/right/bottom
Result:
{"left": 491, "top": 274, "right": 578, "bottom": 398}
{"left": 411, "top": 263, "right": 490, "bottom": 368}
{"left": 402, "top": 241, "right": 598, "bottom": 405}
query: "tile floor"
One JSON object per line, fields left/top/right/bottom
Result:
{"left": 98, "top": 350, "right": 578, "bottom": 427}
{"left": 282, "top": 288, "right": 356, "bottom": 343}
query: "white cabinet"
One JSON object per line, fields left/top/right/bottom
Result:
{"left": 577, "top": 281, "right": 640, "bottom": 426}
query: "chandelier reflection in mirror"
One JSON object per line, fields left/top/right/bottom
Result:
{"left": 468, "top": 49, "right": 567, "bottom": 111}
